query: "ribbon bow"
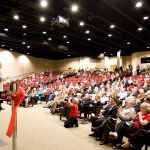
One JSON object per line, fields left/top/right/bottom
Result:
{"left": 6, "top": 88, "right": 25, "bottom": 137}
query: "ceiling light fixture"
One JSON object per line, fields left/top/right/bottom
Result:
{"left": 71, "top": 4, "right": 78, "bottom": 12}
{"left": 85, "top": 30, "right": 90, "bottom": 34}
{"left": 23, "top": 33, "right": 27, "bottom": 36}
{"left": 40, "top": 16, "right": 46, "bottom": 22}
{"left": 79, "top": 21, "right": 85, "bottom": 26}
{"left": 27, "top": 53, "right": 30, "bottom": 55}
{"left": 66, "top": 41, "right": 70, "bottom": 44}
{"left": 127, "top": 42, "right": 131, "bottom": 45}
{"left": 4, "top": 28, "right": 8, "bottom": 32}
{"left": 22, "top": 25, "right": 27, "bottom": 29}
{"left": 147, "top": 46, "right": 150, "bottom": 49}
{"left": 143, "top": 16, "right": 149, "bottom": 20}
{"left": 110, "top": 24, "right": 115, "bottom": 29}
{"left": 22, "top": 41, "right": 26, "bottom": 45}
{"left": 13, "top": 14, "right": 19, "bottom": 20}
{"left": 138, "top": 27, "right": 143, "bottom": 31}
{"left": 68, "top": 54, "right": 71, "bottom": 57}
{"left": 87, "top": 38, "right": 91, "bottom": 41}
{"left": 48, "top": 37, "right": 52, "bottom": 41}
{"left": 63, "top": 35, "right": 67, "bottom": 38}
{"left": 1, "top": 45, "right": 5, "bottom": 47}
{"left": 108, "top": 34, "right": 112, "bottom": 37}
{"left": 40, "top": 0, "right": 48, "bottom": 8}
{"left": 10, "top": 48, "right": 13, "bottom": 51}
{"left": 27, "top": 45, "right": 30, "bottom": 49}
{"left": 42, "top": 31, "right": 47, "bottom": 34}
{"left": 135, "top": 1, "right": 143, "bottom": 8}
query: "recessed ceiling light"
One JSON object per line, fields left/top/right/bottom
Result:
{"left": 13, "top": 14, "right": 19, "bottom": 20}
{"left": 147, "top": 46, "right": 150, "bottom": 49}
{"left": 143, "top": 16, "right": 149, "bottom": 20}
{"left": 23, "top": 33, "right": 27, "bottom": 36}
{"left": 104, "top": 52, "right": 106, "bottom": 54}
{"left": 135, "top": 1, "right": 143, "bottom": 8}
{"left": 87, "top": 38, "right": 91, "bottom": 41}
{"left": 27, "top": 53, "right": 30, "bottom": 55}
{"left": 27, "top": 45, "right": 30, "bottom": 49}
{"left": 108, "top": 34, "right": 112, "bottom": 37}
{"left": 68, "top": 54, "right": 71, "bottom": 57}
{"left": 79, "top": 21, "right": 85, "bottom": 26}
{"left": 22, "top": 41, "right": 26, "bottom": 45}
{"left": 66, "top": 41, "right": 70, "bottom": 44}
{"left": 22, "top": 25, "right": 27, "bottom": 29}
{"left": 71, "top": 4, "right": 78, "bottom": 12}
{"left": 110, "top": 24, "right": 115, "bottom": 29}
{"left": 85, "top": 30, "right": 90, "bottom": 34}
{"left": 10, "top": 48, "right": 13, "bottom": 51}
{"left": 63, "top": 35, "right": 67, "bottom": 38}
{"left": 4, "top": 28, "right": 8, "bottom": 32}
{"left": 110, "top": 53, "right": 113, "bottom": 56}
{"left": 40, "top": 16, "right": 46, "bottom": 22}
{"left": 127, "top": 42, "right": 131, "bottom": 45}
{"left": 48, "top": 37, "right": 52, "bottom": 41}
{"left": 40, "top": 0, "right": 48, "bottom": 8}
{"left": 138, "top": 27, "right": 143, "bottom": 31}
{"left": 1, "top": 45, "right": 5, "bottom": 47}
{"left": 42, "top": 31, "right": 47, "bottom": 34}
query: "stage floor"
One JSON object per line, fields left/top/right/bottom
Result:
{"left": 0, "top": 103, "right": 124, "bottom": 150}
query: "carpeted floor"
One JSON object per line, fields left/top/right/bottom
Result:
{"left": 0, "top": 103, "right": 132, "bottom": 150}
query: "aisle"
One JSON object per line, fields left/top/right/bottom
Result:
{"left": 0, "top": 103, "right": 111, "bottom": 150}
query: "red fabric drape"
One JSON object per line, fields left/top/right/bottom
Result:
{"left": 6, "top": 88, "right": 25, "bottom": 138}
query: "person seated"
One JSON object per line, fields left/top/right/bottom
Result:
{"left": 121, "top": 129, "right": 150, "bottom": 150}
{"left": 134, "top": 88, "right": 146, "bottom": 112}
{"left": 89, "top": 96, "right": 118, "bottom": 138}
{"left": 43, "top": 91, "right": 56, "bottom": 108}
{"left": 24, "top": 88, "right": 31, "bottom": 107}
{"left": 79, "top": 93, "right": 93, "bottom": 123}
{"left": 64, "top": 97, "right": 79, "bottom": 128}
{"left": 51, "top": 89, "right": 68, "bottom": 114}
{"left": 109, "top": 98, "right": 136, "bottom": 140}
{"left": 144, "top": 95, "right": 150, "bottom": 104}
{"left": 127, "top": 87, "right": 139, "bottom": 98}
{"left": 113, "top": 102, "right": 150, "bottom": 149}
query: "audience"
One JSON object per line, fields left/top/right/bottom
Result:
{"left": 1, "top": 67, "right": 150, "bottom": 149}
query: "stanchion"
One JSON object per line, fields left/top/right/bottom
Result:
{"left": 11, "top": 82, "right": 17, "bottom": 150}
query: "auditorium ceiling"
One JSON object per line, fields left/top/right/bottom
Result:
{"left": 0, "top": 0, "right": 150, "bottom": 59}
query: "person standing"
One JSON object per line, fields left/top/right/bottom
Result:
{"left": 0, "top": 62, "right": 5, "bottom": 110}
{"left": 0, "top": 62, "right": 4, "bottom": 110}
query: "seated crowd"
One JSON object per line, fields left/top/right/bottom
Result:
{"left": 0, "top": 68, "right": 150, "bottom": 150}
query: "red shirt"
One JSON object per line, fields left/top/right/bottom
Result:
{"left": 70, "top": 102, "right": 78, "bottom": 118}
{"left": 133, "top": 113, "right": 150, "bottom": 128}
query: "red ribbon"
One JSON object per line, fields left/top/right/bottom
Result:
{"left": 6, "top": 88, "right": 25, "bottom": 138}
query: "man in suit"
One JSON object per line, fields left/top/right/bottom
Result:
{"left": 89, "top": 96, "right": 118, "bottom": 137}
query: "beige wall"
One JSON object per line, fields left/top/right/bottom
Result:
{"left": 122, "top": 56, "right": 132, "bottom": 68}
{"left": 0, "top": 48, "right": 149, "bottom": 79}
{"left": 53, "top": 57, "right": 104, "bottom": 70}
{"left": 131, "top": 51, "right": 150, "bottom": 72}
{"left": 0, "top": 48, "right": 53, "bottom": 78}
{"left": 52, "top": 57, "right": 80, "bottom": 71}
